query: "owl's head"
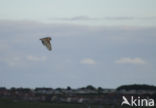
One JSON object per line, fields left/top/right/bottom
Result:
{"left": 48, "top": 37, "right": 52, "bottom": 40}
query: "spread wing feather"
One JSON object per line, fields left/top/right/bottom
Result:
{"left": 40, "top": 37, "right": 52, "bottom": 51}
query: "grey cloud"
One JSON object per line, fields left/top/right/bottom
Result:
{"left": 50, "top": 16, "right": 156, "bottom": 21}
{"left": 104, "top": 16, "right": 134, "bottom": 20}
{"left": 0, "top": 20, "right": 156, "bottom": 88}
{"left": 50, "top": 16, "right": 99, "bottom": 21}
{"left": 50, "top": 16, "right": 133, "bottom": 21}
{"left": 0, "top": 19, "right": 156, "bottom": 46}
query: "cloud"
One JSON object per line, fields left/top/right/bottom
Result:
{"left": 0, "top": 19, "right": 155, "bottom": 88}
{"left": 26, "top": 55, "right": 47, "bottom": 62}
{"left": 115, "top": 57, "right": 147, "bottom": 65}
{"left": 50, "top": 16, "right": 156, "bottom": 21}
{"left": 51, "top": 16, "right": 98, "bottom": 21}
{"left": 104, "top": 16, "right": 134, "bottom": 20}
{"left": 0, "top": 43, "right": 9, "bottom": 51}
{"left": 0, "top": 55, "right": 47, "bottom": 67}
{"left": 80, "top": 58, "right": 96, "bottom": 65}
{"left": 0, "top": 56, "right": 22, "bottom": 67}
{"left": 0, "top": 40, "right": 10, "bottom": 51}
{"left": 50, "top": 16, "right": 133, "bottom": 21}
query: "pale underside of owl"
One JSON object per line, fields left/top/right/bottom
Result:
{"left": 40, "top": 37, "right": 52, "bottom": 51}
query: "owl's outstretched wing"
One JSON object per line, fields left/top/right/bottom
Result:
{"left": 40, "top": 37, "right": 52, "bottom": 51}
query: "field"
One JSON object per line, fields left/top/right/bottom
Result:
{"left": 0, "top": 99, "right": 122, "bottom": 108}
{"left": 0, "top": 102, "right": 111, "bottom": 108}
{"left": 0, "top": 99, "right": 150, "bottom": 108}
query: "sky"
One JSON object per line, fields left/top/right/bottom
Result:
{"left": 0, "top": 0, "right": 156, "bottom": 89}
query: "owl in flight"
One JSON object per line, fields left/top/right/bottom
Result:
{"left": 40, "top": 37, "right": 52, "bottom": 51}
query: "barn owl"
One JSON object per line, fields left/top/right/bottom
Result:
{"left": 40, "top": 37, "right": 52, "bottom": 51}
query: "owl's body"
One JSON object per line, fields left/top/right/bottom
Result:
{"left": 40, "top": 37, "right": 52, "bottom": 51}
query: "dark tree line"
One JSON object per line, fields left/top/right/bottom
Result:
{"left": 116, "top": 84, "right": 156, "bottom": 91}
{"left": 1, "top": 84, "right": 156, "bottom": 91}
